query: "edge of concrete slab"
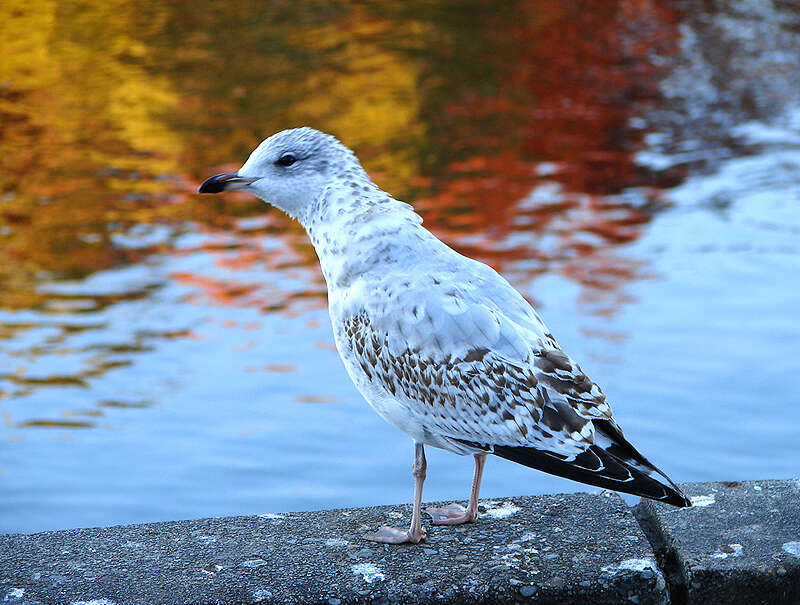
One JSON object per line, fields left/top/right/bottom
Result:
{"left": 634, "top": 479, "right": 800, "bottom": 605}
{"left": 0, "top": 480, "right": 797, "bottom": 605}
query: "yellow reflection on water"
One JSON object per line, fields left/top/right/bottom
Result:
{"left": 0, "top": 0, "right": 184, "bottom": 310}
{"left": 286, "top": 8, "right": 427, "bottom": 188}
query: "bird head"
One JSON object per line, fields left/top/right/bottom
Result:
{"left": 198, "top": 127, "right": 361, "bottom": 219}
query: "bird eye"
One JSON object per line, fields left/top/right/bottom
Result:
{"left": 276, "top": 154, "right": 297, "bottom": 167}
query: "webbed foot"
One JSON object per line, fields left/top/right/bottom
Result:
{"left": 426, "top": 503, "right": 477, "bottom": 526}
{"left": 364, "top": 524, "right": 426, "bottom": 544}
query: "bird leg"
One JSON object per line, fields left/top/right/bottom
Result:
{"left": 364, "top": 442, "right": 427, "bottom": 544}
{"left": 426, "top": 453, "right": 487, "bottom": 526}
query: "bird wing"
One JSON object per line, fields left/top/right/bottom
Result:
{"left": 335, "top": 265, "right": 690, "bottom": 507}
{"left": 336, "top": 269, "right": 611, "bottom": 457}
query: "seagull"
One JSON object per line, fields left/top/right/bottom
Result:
{"left": 199, "top": 127, "right": 691, "bottom": 544}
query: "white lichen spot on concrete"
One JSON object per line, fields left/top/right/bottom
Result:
{"left": 492, "top": 552, "right": 521, "bottom": 569}
{"left": 690, "top": 494, "right": 715, "bottom": 507}
{"left": 508, "top": 532, "right": 539, "bottom": 556}
{"left": 252, "top": 589, "right": 272, "bottom": 602}
{"left": 325, "top": 538, "right": 349, "bottom": 547}
{"left": 602, "top": 558, "right": 660, "bottom": 574}
{"left": 782, "top": 541, "right": 800, "bottom": 558}
{"left": 602, "top": 558, "right": 667, "bottom": 591}
{"left": 71, "top": 600, "right": 117, "bottom": 605}
{"left": 489, "top": 540, "right": 531, "bottom": 570}
{"left": 240, "top": 559, "right": 268, "bottom": 568}
{"left": 196, "top": 536, "right": 216, "bottom": 545}
{"left": 484, "top": 501, "right": 521, "bottom": 519}
{"left": 711, "top": 543, "right": 743, "bottom": 559}
{"left": 619, "top": 559, "right": 657, "bottom": 572}
{"left": 3, "top": 588, "right": 24, "bottom": 601}
{"left": 351, "top": 563, "right": 385, "bottom": 583}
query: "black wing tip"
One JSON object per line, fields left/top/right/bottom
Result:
{"left": 490, "top": 443, "right": 691, "bottom": 507}
{"left": 658, "top": 487, "right": 692, "bottom": 508}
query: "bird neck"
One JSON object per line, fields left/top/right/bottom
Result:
{"left": 302, "top": 179, "right": 434, "bottom": 291}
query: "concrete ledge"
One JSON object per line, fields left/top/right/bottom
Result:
{"left": 1, "top": 493, "right": 665, "bottom": 604}
{"left": 0, "top": 481, "right": 798, "bottom": 604}
{"left": 636, "top": 480, "right": 800, "bottom": 605}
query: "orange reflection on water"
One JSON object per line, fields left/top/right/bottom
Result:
{"left": 1, "top": 0, "right": 682, "bottom": 323}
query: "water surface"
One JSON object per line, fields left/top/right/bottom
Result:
{"left": 1, "top": 0, "right": 799, "bottom": 533}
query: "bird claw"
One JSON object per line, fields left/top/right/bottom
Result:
{"left": 426, "top": 503, "right": 477, "bottom": 526}
{"left": 364, "top": 524, "right": 426, "bottom": 544}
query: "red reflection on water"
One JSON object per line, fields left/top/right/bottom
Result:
{"left": 415, "top": 0, "right": 682, "bottom": 306}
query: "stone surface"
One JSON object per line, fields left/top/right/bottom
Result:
{"left": 636, "top": 479, "right": 800, "bottom": 605}
{"left": 0, "top": 492, "right": 667, "bottom": 605}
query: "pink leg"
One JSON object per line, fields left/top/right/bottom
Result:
{"left": 426, "top": 453, "right": 487, "bottom": 526}
{"left": 365, "top": 442, "right": 427, "bottom": 544}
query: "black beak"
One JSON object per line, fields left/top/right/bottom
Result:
{"left": 198, "top": 172, "right": 256, "bottom": 194}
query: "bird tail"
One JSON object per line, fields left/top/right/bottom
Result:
{"left": 489, "top": 420, "right": 691, "bottom": 507}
